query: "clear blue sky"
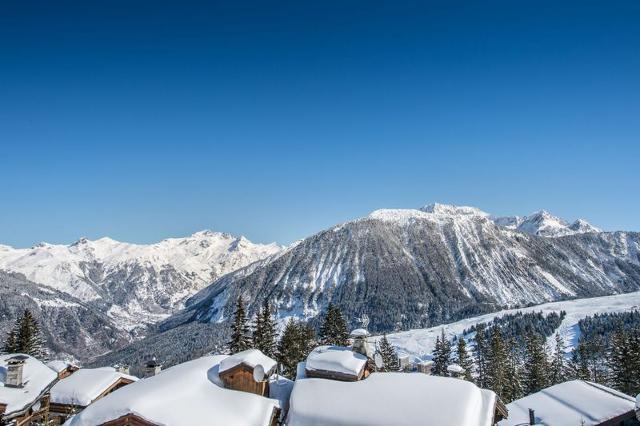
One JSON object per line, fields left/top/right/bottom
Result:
{"left": 1, "top": 0, "right": 639, "bottom": 247}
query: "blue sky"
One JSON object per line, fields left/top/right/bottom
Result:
{"left": 1, "top": 0, "right": 639, "bottom": 247}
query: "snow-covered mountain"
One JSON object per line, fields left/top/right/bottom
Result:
{"left": 491, "top": 209, "right": 601, "bottom": 237}
{"left": 166, "top": 204, "right": 639, "bottom": 337}
{"left": 0, "top": 231, "right": 282, "bottom": 335}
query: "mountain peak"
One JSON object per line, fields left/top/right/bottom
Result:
{"left": 419, "top": 203, "right": 489, "bottom": 217}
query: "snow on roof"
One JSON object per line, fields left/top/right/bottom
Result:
{"left": 0, "top": 354, "right": 57, "bottom": 416}
{"left": 499, "top": 380, "right": 636, "bottom": 426}
{"left": 66, "top": 355, "right": 281, "bottom": 426}
{"left": 350, "top": 328, "right": 369, "bottom": 337}
{"left": 287, "top": 372, "right": 498, "bottom": 426}
{"left": 50, "top": 367, "right": 138, "bottom": 406}
{"left": 46, "top": 360, "right": 76, "bottom": 373}
{"left": 219, "top": 349, "right": 277, "bottom": 375}
{"left": 306, "top": 346, "right": 367, "bottom": 377}
{"left": 418, "top": 360, "right": 434, "bottom": 366}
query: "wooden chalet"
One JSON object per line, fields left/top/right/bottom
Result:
{"left": 47, "top": 360, "right": 80, "bottom": 380}
{"left": 0, "top": 354, "right": 58, "bottom": 426}
{"left": 48, "top": 368, "right": 137, "bottom": 425}
{"left": 304, "top": 345, "right": 369, "bottom": 382}
{"left": 64, "top": 355, "right": 282, "bottom": 426}
{"left": 218, "top": 349, "right": 278, "bottom": 397}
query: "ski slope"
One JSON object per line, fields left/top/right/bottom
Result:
{"left": 376, "top": 292, "right": 640, "bottom": 361}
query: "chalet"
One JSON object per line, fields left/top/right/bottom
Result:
{"left": 218, "top": 349, "right": 277, "bottom": 397}
{"left": 499, "top": 380, "right": 639, "bottom": 426}
{"left": 48, "top": 367, "right": 138, "bottom": 424}
{"left": 66, "top": 355, "right": 284, "bottom": 426}
{"left": 417, "top": 359, "right": 434, "bottom": 374}
{"left": 305, "top": 345, "right": 369, "bottom": 381}
{"left": 447, "top": 363, "right": 465, "bottom": 378}
{"left": 287, "top": 371, "right": 508, "bottom": 426}
{"left": 47, "top": 360, "right": 79, "bottom": 380}
{"left": 144, "top": 358, "right": 162, "bottom": 377}
{"left": 0, "top": 354, "right": 57, "bottom": 426}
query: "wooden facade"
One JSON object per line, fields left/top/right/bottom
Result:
{"left": 219, "top": 364, "right": 270, "bottom": 397}
{"left": 1, "top": 394, "right": 51, "bottom": 426}
{"left": 56, "top": 365, "right": 79, "bottom": 380}
{"left": 97, "top": 408, "right": 281, "bottom": 426}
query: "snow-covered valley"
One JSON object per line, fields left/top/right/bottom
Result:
{"left": 378, "top": 291, "right": 640, "bottom": 362}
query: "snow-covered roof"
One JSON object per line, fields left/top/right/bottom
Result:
{"left": 0, "top": 354, "right": 57, "bottom": 417}
{"left": 350, "top": 328, "right": 369, "bottom": 337}
{"left": 66, "top": 355, "right": 281, "bottom": 426}
{"left": 50, "top": 367, "right": 138, "bottom": 406}
{"left": 499, "top": 380, "right": 636, "bottom": 426}
{"left": 46, "top": 360, "right": 77, "bottom": 373}
{"left": 287, "top": 372, "right": 498, "bottom": 426}
{"left": 306, "top": 346, "right": 367, "bottom": 377}
{"left": 219, "top": 349, "right": 277, "bottom": 376}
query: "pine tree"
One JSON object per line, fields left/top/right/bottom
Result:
{"left": 474, "top": 323, "right": 489, "bottom": 387}
{"left": 549, "top": 333, "right": 567, "bottom": 386}
{"left": 570, "top": 340, "right": 591, "bottom": 381}
{"left": 486, "top": 326, "right": 508, "bottom": 399}
{"left": 3, "top": 310, "right": 47, "bottom": 359}
{"left": 432, "top": 329, "right": 452, "bottom": 376}
{"left": 503, "top": 336, "right": 524, "bottom": 403}
{"left": 253, "top": 300, "right": 277, "bottom": 358}
{"left": 228, "top": 296, "right": 252, "bottom": 354}
{"left": 296, "top": 321, "right": 317, "bottom": 360}
{"left": 456, "top": 337, "right": 474, "bottom": 381}
{"left": 276, "top": 319, "right": 315, "bottom": 378}
{"left": 19, "top": 310, "right": 47, "bottom": 359}
{"left": 2, "top": 328, "right": 18, "bottom": 354}
{"left": 319, "top": 303, "right": 349, "bottom": 346}
{"left": 523, "top": 331, "right": 549, "bottom": 394}
{"left": 379, "top": 334, "right": 400, "bottom": 372}
{"left": 607, "top": 328, "right": 633, "bottom": 394}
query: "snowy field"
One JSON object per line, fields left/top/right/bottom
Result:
{"left": 375, "top": 292, "right": 640, "bottom": 362}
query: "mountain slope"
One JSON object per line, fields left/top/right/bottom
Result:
{"left": 169, "top": 205, "right": 640, "bottom": 334}
{"left": 0, "top": 231, "right": 282, "bottom": 333}
{"left": 0, "top": 271, "right": 132, "bottom": 361}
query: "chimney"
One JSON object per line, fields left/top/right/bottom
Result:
{"left": 6, "top": 355, "right": 28, "bottom": 388}
{"left": 115, "top": 364, "right": 130, "bottom": 375}
{"left": 529, "top": 408, "right": 535, "bottom": 425}
{"left": 350, "top": 329, "right": 373, "bottom": 358}
{"left": 145, "top": 358, "right": 162, "bottom": 377}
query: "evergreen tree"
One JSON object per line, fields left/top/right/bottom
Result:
{"left": 276, "top": 319, "right": 315, "bottom": 378}
{"left": 319, "top": 303, "right": 349, "bottom": 346}
{"left": 253, "top": 300, "right": 277, "bottom": 358}
{"left": 296, "top": 321, "right": 317, "bottom": 360}
{"left": 2, "top": 310, "right": 47, "bottom": 359}
{"left": 474, "top": 323, "right": 489, "bottom": 387}
{"left": 486, "top": 326, "right": 508, "bottom": 399}
{"left": 379, "top": 334, "right": 401, "bottom": 372}
{"left": 1, "top": 328, "right": 18, "bottom": 354}
{"left": 607, "top": 328, "right": 634, "bottom": 394}
{"left": 432, "top": 329, "right": 452, "bottom": 376}
{"left": 228, "top": 296, "right": 252, "bottom": 354}
{"left": 570, "top": 339, "right": 591, "bottom": 381}
{"left": 549, "top": 333, "right": 567, "bottom": 385}
{"left": 18, "top": 310, "right": 47, "bottom": 359}
{"left": 523, "top": 331, "right": 549, "bottom": 394}
{"left": 455, "top": 337, "right": 474, "bottom": 382}
{"left": 503, "top": 336, "right": 524, "bottom": 403}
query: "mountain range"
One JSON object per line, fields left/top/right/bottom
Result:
{"left": 1, "top": 204, "right": 638, "bottom": 365}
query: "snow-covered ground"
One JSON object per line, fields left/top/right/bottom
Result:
{"left": 375, "top": 291, "right": 640, "bottom": 361}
